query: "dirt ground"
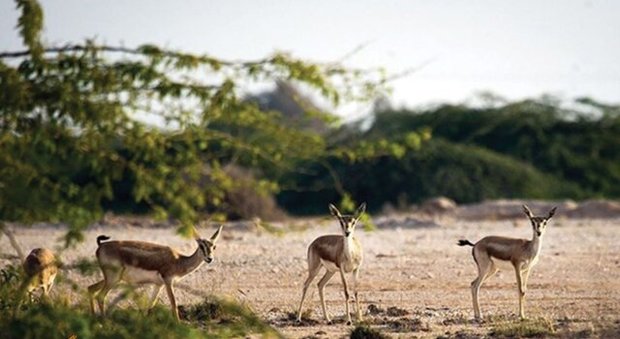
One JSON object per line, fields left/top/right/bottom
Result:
{"left": 2, "top": 213, "right": 620, "bottom": 338}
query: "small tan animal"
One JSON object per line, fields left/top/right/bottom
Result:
{"left": 458, "top": 205, "right": 556, "bottom": 320}
{"left": 17, "top": 248, "right": 58, "bottom": 307}
{"left": 297, "top": 203, "right": 366, "bottom": 325}
{"left": 88, "top": 225, "right": 223, "bottom": 320}
{"left": 21, "top": 248, "right": 58, "bottom": 297}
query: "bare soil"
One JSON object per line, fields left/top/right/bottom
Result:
{"left": 2, "top": 215, "right": 619, "bottom": 338}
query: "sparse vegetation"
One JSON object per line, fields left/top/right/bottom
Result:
{"left": 180, "top": 296, "right": 282, "bottom": 338}
{"left": 2, "top": 218, "right": 618, "bottom": 338}
{"left": 350, "top": 324, "right": 390, "bottom": 339}
{"left": 489, "top": 317, "right": 556, "bottom": 338}
{"left": 0, "top": 270, "right": 281, "bottom": 339}
{"left": 385, "top": 306, "right": 410, "bottom": 317}
{"left": 385, "top": 317, "right": 431, "bottom": 333}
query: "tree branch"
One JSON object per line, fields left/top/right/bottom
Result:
{"left": 0, "top": 44, "right": 272, "bottom": 67}
{"left": 0, "top": 222, "right": 25, "bottom": 262}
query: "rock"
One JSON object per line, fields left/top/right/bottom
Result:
{"left": 455, "top": 199, "right": 577, "bottom": 220}
{"left": 565, "top": 200, "right": 620, "bottom": 219}
{"left": 375, "top": 216, "right": 441, "bottom": 229}
{"left": 420, "top": 197, "right": 457, "bottom": 215}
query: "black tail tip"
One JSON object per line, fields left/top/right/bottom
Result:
{"left": 96, "top": 235, "right": 111, "bottom": 246}
{"left": 457, "top": 239, "right": 475, "bottom": 247}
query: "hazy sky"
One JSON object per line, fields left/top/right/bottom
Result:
{"left": 1, "top": 0, "right": 619, "bottom": 117}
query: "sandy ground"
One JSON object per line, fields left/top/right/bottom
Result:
{"left": 2, "top": 215, "right": 620, "bottom": 338}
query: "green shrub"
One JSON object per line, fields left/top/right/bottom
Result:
{"left": 367, "top": 99, "right": 620, "bottom": 198}
{"left": 350, "top": 324, "right": 390, "bottom": 339}
{"left": 0, "top": 278, "right": 280, "bottom": 339}
{"left": 489, "top": 317, "right": 556, "bottom": 338}
{"left": 181, "top": 296, "right": 282, "bottom": 338}
{"left": 278, "top": 139, "right": 584, "bottom": 214}
{"left": 2, "top": 303, "right": 200, "bottom": 339}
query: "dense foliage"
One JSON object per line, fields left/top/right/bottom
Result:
{"left": 278, "top": 97, "right": 619, "bottom": 212}
{"left": 366, "top": 98, "right": 620, "bottom": 197}
{"left": 2, "top": 0, "right": 618, "bottom": 227}
{"left": 0, "top": 0, "right": 405, "bottom": 242}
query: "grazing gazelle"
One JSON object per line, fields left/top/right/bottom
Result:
{"left": 458, "top": 205, "right": 557, "bottom": 320}
{"left": 88, "top": 225, "right": 223, "bottom": 320}
{"left": 297, "top": 202, "right": 366, "bottom": 325}
{"left": 18, "top": 248, "right": 58, "bottom": 302}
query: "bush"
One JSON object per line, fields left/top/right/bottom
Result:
{"left": 220, "top": 166, "right": 287, "bottom": 221}
{"left": 278, "top": 140, "right": 584, "bottom": 214}
{"left": 489, "top": 317, "right": 556, "bottom": 338}
{"left": 367, "top": 99, "right": 620, "bottom": 198}
{"left": 181, "top": 296, "right": 281, "bottom": 337}
{"left": 0, "top": 272, "right": 281, "bottom": 339}
{"left": 2, "top": 303, "right": 201, "bottom": 339}
{"left": 350, "top": 324, "right": 390, "bottom": 339}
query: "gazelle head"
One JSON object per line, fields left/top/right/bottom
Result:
{"left": 522, "top": 205, "right": 557, "bottom": 237}
{"left": 328, "top": 202, "right": 367, "bottom": 238}
{"left": 194, "top": 225, "right": 223, "bottom": 263}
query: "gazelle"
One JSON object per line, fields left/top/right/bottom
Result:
{"left": 297, "top": 202, "right": 366, "bottom": 325}
{"left": 88, "top": 225, "right": 223, "bottom": 320}
{"left": 18, "top": 248, "right": 58, "bottom": 302}
{"left": 458, "top": 205, "right": 557, "bottom": 320}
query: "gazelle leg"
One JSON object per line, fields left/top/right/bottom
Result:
{"left": 297, "top": 256, "right": 321, "bottom": 322}
{"left": 481, "top": 261, "right": 498, "bottom": 284}
{"left": 522, "top": 268, "right": 531, "bottom": 292}
{"left": 515, "top": 265, "right": 530, "bottom": 319}
{"left": 164, "top": 280, "right": 179, "bottom": 321}
{"left": 353, "top": 269, "right": 362, "bottom": 321}
{"left": 96, "top": 280, "right": 117, "bottom": 316}
{"left": 317, "top": 271, "right": 335, "bottom": 323}
{"left": 148, "top": 285, "right": 164, "bottom": 311}
{"left": 514, "top": 264, "right": 527, "bottom": 319}
{"left": 338, "top": 267, "right": 352, "bottom": 325}
{"left": 88, "top": 280, "right": 105, "bottom": 315}
{"left": 108, "top": 286, "right": 137, "bottom": 312}
{"left": 471, "top": 251, "right": 493, "bottom": 321}
{"left": 95, "top": 266, "right": 123, "bottom": 316}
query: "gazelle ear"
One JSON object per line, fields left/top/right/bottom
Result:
{"left": 328, "top": 204, "right": 341, "bottom": 218}
{"left": 192, "top": 225, "right": 202, "bottom": 240}
{"left": 355, "top": 202, "right": 367, "bottom": 218}
{"left": 547, "top": 207, "right": 557, "bottom": 219}
{"left": 522, "top": 204, "right": 534, "bottom": 218}
{"left": 210, "top": 225, "right": 223, "bottom": 243}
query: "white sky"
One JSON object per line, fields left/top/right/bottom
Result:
{"left": 1, "top": 0, "right": 619, "bottom": 118}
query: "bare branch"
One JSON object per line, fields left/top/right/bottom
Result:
{"left": 384, "top": 57, "right": 437, "bottom": 83}
{"left": 0, "top": 222, "right": 25, "bottom": 262}
{"left": 0, "top": 44, "right": 271, "bottom": 67}
{"left": 335, "top": 40, "right": 374, "bottom": 63}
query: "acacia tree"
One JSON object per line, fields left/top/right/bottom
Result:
{"left": 0, "top": 0, "right": 395, "bottom": 244}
